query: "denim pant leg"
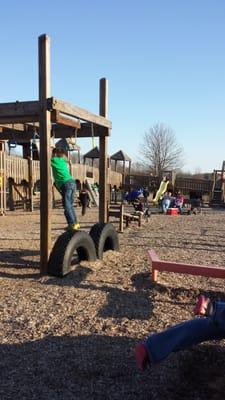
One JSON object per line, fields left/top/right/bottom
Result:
{"left": 212, "top": 301, "right": 225, "bottom": 329}
{"left": 162, "top": 199, "right": 170, "bottom": 213}
{"left": 145, "top": 317, "right": 225, "bottom": 364}
{"left": 61, "top": 181, "right": 77, "bottom": 225}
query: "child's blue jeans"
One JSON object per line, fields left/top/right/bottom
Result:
{"left": 145, "top": 301, "right": 225, "bottom": 364}
{"left": 162, "top": 199, "right": 171, "bottom": 213}
{"left": 61, "top": 180, "right": 77, "bottom": 225}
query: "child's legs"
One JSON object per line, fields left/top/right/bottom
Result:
{"left": 70, "top": 184, "right": 77, "bottom": 222}
{"left": 81, "top": 203, "right": 87, "bottom": 216}
{"left": 62, "top": 181, "right": 77, "bottom": 224}
{"left": 80, "top": 194, "right": 88, "bottom": 215}
{"left": 162, "top": 199, "right": 170, "bottom": 213}
{"left": 212, "top": 301, "right": 225, "bottom": 329}
{"left": 145, "top": 318, "right": 225, "bottom": 364}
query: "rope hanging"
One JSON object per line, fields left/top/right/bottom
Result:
{"left": 30, "top": 123, "right": 39, "bottom": 159}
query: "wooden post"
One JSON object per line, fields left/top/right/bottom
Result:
{"left": 99, "top": 78, "right": 108, "bottom": 223}
{"left": 152, "top": 268, "right": 158, "bottom": 283}
{"left": 148, "top": 250, "right": 160, "bottom": 282}
{"left": 39, "top": 34, "right": 52, "bottom": 275}
{"left": 128, "top": 161, "right": 131, "bottom": 188}
{"left": 119, "top": 203, "right": 124, "bottom": 233}
{"left": 123, "top": 161, "right": 126, "bottom": 185}
{"left": 0, "top": 151, "right": 4, "bottom": 216}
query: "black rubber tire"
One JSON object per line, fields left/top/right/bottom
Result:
{"left": 89, "top": 222, "right": 119, "bottom": 259}
{"left": 48, "top": 230, "right": 97, "bottom": 277}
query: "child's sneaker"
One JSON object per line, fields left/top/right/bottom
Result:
{"left": 194, "top": 295, "right": 210, "bottom": 316}
{"left": 135, "top": 343, "right": 149, "bottom": 372}
{"left": 68, "top": 223, "right": 80, "bottom": 231}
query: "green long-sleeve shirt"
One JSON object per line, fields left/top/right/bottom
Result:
{"left": 51, "top": 157, "right": 74, "bottom": 190}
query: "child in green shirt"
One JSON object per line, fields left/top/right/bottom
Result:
{"left": 51, "top": 148, "right": 80, "bottom": 231}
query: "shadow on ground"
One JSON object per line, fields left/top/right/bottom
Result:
{"left": 0, "top": 335, "right": 225, "bottom": 400}
{"left": 45, "top": 266, "right": 153, "bottom": 320}
{"left": 0, "top": 249, "right": 40, "bottom": 279}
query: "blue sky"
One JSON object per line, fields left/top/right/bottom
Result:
{"left": 1, "top": 0, "right": 225, "bottom": 173}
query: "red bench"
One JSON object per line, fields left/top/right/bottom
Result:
{"left": 148, "top": 249, "right": 225, "bottom": 282}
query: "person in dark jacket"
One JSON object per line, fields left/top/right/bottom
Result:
{"left": 79, "top": 184, "right": 91, "bottom": 216}
{"left": 142, "top": 187, "right": 149, "bottom": 207}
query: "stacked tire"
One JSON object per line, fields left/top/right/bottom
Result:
{"left": 48, "top": 223, "right": 119, "bottom": 277}
{"left": 89, "top": 222, "right": 119, "bottom": 259}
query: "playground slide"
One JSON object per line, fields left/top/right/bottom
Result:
{"left": 153, "top": 180, "right": 169, "bottom": 204}
{"left": 85, "top": 178, "right": 99, "bottom": 207}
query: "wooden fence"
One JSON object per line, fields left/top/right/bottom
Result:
{"left": 0, "top": 152, "right": 123, "bottom": 213}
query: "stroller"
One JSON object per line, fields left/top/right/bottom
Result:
{"left": 124, "top": 188, "right": 143, "bottom": 203}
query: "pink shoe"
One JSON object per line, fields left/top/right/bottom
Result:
{"left": 135, "top": 343, "right": 149, "bottom": 372}
{"left": 194, "top": 295, "right": 209, "bottom": 315}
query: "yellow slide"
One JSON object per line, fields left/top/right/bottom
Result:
{"left": 153, "top": 179, "right": 169, "bottom": 205}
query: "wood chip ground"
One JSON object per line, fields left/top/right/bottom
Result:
{"left": 1, "top": 206, "right": 225, "bottom": 399}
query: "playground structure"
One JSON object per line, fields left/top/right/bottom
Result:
{"left": 152, "top": 177, "right": 169, "bottom": 204}
{"left": 110, "top": 150, "right": 132, "bottom": 185}
{"left": 126, "top": 166, "right": 225, "bottom": 207}
{"left": 0, "top": 34, "right": 114, "bottom": 275}
{"left": 210, "top": 161, "right": 225, "bottom": 206}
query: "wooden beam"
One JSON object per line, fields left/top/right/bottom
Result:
{"left": 0, "top": 131, "right": 34, "bottom": 141}
{"left": 0, "top": 123, "right": 37, "bottom": 132}
{"left": 0, "top": 115, "right": 40, "bottom": 124}
{"left": 54, "top": 123, "right": 109, "bottom": 138}
{"left": 49, "top": 97, "right": 112, "bottom": 129}
{"left": 39, "top": 34, "right": 52, "bottom": 275}
{"left": 148, "top": 249, "right": 225, "bottom": 282}
{"left": 0, "top": 100, "right": 39, "bottom": 116}
{"left": 0, "top": 124, "right": 110, "bottom": 142}
{"left": 0, "top": 101, "right": 39, "bottom": 124}
{"left": 51, "top": 110, "right": 81, "bottom": 129}
{"left": 99, "top": 78, "right": 109, "bottom": 223}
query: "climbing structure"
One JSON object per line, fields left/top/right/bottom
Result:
{"left": 211, "top": 160, "right": 225, "bottom": 207}
{"left": 0, "top": 34, "right": 111, "bottom": 274}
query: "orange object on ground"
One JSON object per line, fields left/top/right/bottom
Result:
{"left": 166, "top": 208, "right": 179, "bottom": 215}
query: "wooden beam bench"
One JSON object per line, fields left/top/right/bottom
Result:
{"left": 107, "top": 203, "right": 142, "bottom": 232}
{"left": 148, "top": 249, "right": 225, "bottom": 282}
{"left": 123, "top": 212, "right": 142, "bottom": 228}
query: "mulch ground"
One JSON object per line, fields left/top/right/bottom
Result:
{"left": 1, "top": 205, "right": 225, "bottom": 400}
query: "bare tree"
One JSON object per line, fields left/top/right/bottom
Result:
{"left": 140, "top": 123, "right": 184, "bottom": 176}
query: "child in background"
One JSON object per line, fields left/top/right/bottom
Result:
{"left": 175, "top": 190, "right": 184, "bottom": 213}
{"left": 51, "top": 147, "right": 80, "bottom": 231}
{"left": 79, "top": 184, "right": 91, "bottom": 216}
{"left": 161, "top": 191, "right": 173, "bottom": 214}
{"left": 142, "top": 186, "right": 149, "bottom": 207}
